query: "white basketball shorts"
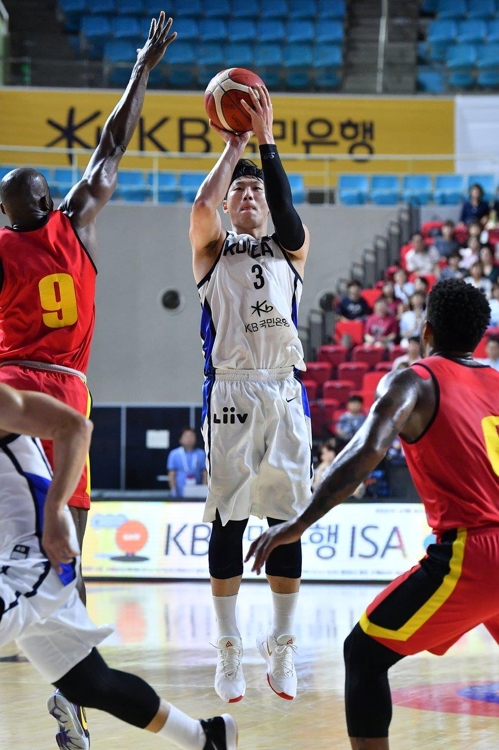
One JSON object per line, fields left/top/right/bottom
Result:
{"left": 202, "top": 368, "right": 312, "bottom": 524}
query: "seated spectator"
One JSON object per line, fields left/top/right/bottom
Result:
{"left": 477, "top": 335, "right": 499, "bottom": 371}
{"left": 399, "top": 292, "right": 426, "bottom": 346}
{"left": 459, "top": 235, "right": 481, "bottom": 271}
{"left": 377, "top": 280, "right": 404, "bottom": 318}
{"left": 336, "top": 280, "right": 371, "bottom": 320}
{"left": 391, "top": 336, "right": 421, "bottom": 370}
{"left": 464, "top": 261, "right": 493, "bottom": 299}
{"left": 459, "top": 183, "right": 490, "bottom": 227}
{"left": 364, "top": 298, "right": 399, "bottom": 348}
{"left": 440, "top": 251, "right": 465, "bottom": 281}
{"left": 413, "top": 275, "right": 430, "bottom": 297}
{"left": 430, "top": 219, "right": 460, "bottom": 259}
{"left": 468, "top": 218, "right": 483, "bottom": 241}
{"left": 488, "top": 283, "right": 499, "bottom": 327}
{"left": 393, "top": 267, "right": 415, "bottom": 306}
{"left": 336, "top": 395, "right": 366, "bottom": 446}
{"left": 312, "top": 438, "right": 336, "bottom": 491}
{"left": 479, "top": 245, "right": 499, "bottom": 283}
{"left": 405, "top": 232, "right": 440, "bottom": 276}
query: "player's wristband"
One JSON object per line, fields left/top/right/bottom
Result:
{"left": 259, "top": 144, "right": 278, "bottom": 159}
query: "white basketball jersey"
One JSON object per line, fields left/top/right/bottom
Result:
{"left": 198, "top": 232, "right": 305, "bottom": 372}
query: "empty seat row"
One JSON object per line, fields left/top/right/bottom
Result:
{"left": 337, "top": 173, "right": 497, "bottom": 206}
{"left": 417, "top": 65, "right": 499, "bottom": 92}
{"left": 432, "top": 0, "right": 499, "bottom": 20}
{"left": 427, "top": 19, "right": 499, "bottom": 45}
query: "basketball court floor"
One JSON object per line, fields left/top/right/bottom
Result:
{"left": 1, "top": 579, "right": 498, "bottom": 749}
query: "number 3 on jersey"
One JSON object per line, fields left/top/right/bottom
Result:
{"left": 38, "top": 273, "right": 78, "bottom": 328}
{"left": 252, "top": 264, "right": 265, "bottom": 290}
{"left": 482, "top": 415, "right": 499, "bottom": 477}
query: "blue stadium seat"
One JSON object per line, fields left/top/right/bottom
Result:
{"left": 52, "top": 168, "right": 79, "bottom": 197}
{"left": 117, "top": 171, "right": 151, "bottom": 202}
{"left": 417, "top": 68, "right": 445, "bottom": 93}
{"left": 199, "top": 19, "right": 228, "bottom": 42}
{"left": 112, "top": 17, "right": 142, "bottom": 40}
{"left": 256, "top": 20, "right": 285, "bottom": 43}
{"left": 284, "top": 71, "right": 313, "bottom": 90}
{"left": 231, "top": 0, "right": 260, "bottom": 18}
{"left": 370, "top": 175, "right": 400, "bottom": 205}
{"left": 315, "top": 70, "right": 341, "bottom": 90}
{"left": 150, "top": 173, "right": 181, "bottom": 203}
{"left": 288, "top": 0, "right": 317, "bottom": 20}
{"left": 204, "top": 0, "right": 230, "bottom": 17}
{"left": 171, "top": 0, "right": 203, "bottom": 16}
{"left": 0, "top": 165, "right": 15, "bottom": 180}
{"left": 165, "top": 68, "right": 194, "bottom": 88}
{"left": 436, "top": 0, "right": 466, "bottom": 19}
{"left": 477, "top": 44, "right": 499, "bottom": 73}
{"left": 58, "top": 0, "right": 86, "bottom": 31}
{"left": 224, "top": 42, "right": 254, "bottom": 68}
{"left": 179, "top": 173, "right": 205, "bottom": 202}
{"left": 447, "top": 71, "right": 475, "bottom": 87}
{"left": 488, "top": 20, "right": 499, "bottom": 43}
{"left": 467, "top": 174, "right": 495, "bottom": 201}
{"left": 477, "top": 70, "right": 499, "bottom": 87}
{"left": 402, "top": 175, "right": 432, "bottom": 205}
{"left": 108, "top": 66, "right": 135, "bottom": 88}
{"left": 227, "top": 20, "right": 257, "bottom": 43}
{"left": 260, "top": 0, "right": 288, "bottom": 19}
{"left": 254, "top": 43, "right": 284, "bottom": 68}
{"left": 417, "top": 42, "right": 428, "bottom": 64}
{"left": 456, "top": 20, "right": 487, "bottom": 43}
{"left": 120, "top": 0, "right": 145, "bottom": 14}
{"left": 421, "top": 0, "right": 438, "bottom": 12}
{"left": 165, "top": 41, "right": 196, "bottom": 65}
{"left": 103, "top": 40, "right": 138, "bottom": 62}
{"left": 288, "top": 174, "right": 305, "bottom": 204}
{"left": 172, "top": 18, "right": 199, "bottom": 41}
{"left": 434, "top": 174, "right": 465, "bottom": 204}
{"left": 315, "top": 21, "right": 345, "bottom": 44}
{"left": 81, "top": 14, "right": 111, "bottom": 40}
{"left": 87, "top": 0, "right": 115, "bottom": 12}
{"left": 427, "top": 19, "right": 458, "bottom": 43}
{"left": 446, "top": 44, "right": 477, "bottom": 69}
{"left": 467, "top": 0, "right": 495, "bottom": 20}
{"left": 313, "top": 45, "right": 342, "bottom": 70}
{"left": 286, "top": 21, "right": 315, "bottom": 44}
{"left": 283, "top": 44, "right": 314, "bottom": 68}
{"left": 317, "top": 0, "right": 346, "bottom": 19}
{"left": 338, "top": 175, "right": 369, "bottom": 205}
{"left": 198, "top": 43, "right": 225, "bottom": 67}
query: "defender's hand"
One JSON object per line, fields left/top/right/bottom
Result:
{"left": 245, "top": 520, "right": 303, "bottom": 575}
{"left": 137, "top": 12, "right": 176, "bottom": 71}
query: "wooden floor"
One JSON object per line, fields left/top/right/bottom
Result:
{"left": 1, "top": 580, "right": 499, "bottom": 749}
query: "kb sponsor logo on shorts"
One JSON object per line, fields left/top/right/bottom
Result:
{"left": 213, "top": 406, "right": 248, "bottom": 425}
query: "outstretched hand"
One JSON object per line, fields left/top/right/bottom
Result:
{"left": 244, "top": 519, "right": 304, "bottom": 575}
{"left": 240, "top": 85, "right": 274, "bottom": 145}
{"left": 137, "top": 11, "right": 176, "bottom": 71}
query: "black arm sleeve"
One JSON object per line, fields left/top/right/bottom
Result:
{"left": 259, "top": 144, "right": 305, "bottom": 252}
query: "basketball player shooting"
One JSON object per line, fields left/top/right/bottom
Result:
{"left": 0, "top": 383, "right": 237, "bottom": 750}
{"left": 246, "top": 278, "right": 499, "bottom": 750}
{"left": 189, "top": 84, "right": 311, "bottom": 704}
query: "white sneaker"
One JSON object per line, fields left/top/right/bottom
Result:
{"left": 214, "top": 635, "right": 246, "bottom": 703}
{"left": 257, "top": 630, "right": 297, "bottom": 700}
{"left": 47, "top": 690, "right": 90, "bottom": 750}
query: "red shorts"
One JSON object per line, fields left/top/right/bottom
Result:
{"left": 360, "top": 525, "right": 499, "bottom": 656}
{"left": 0, "top": 366, "right": 91, "bottom": 509}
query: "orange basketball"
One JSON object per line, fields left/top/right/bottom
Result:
{"left": 204, "top": 67, "right": 266, "bottom": 133}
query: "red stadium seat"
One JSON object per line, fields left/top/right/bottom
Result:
{"left": 304, "top": 362, "right": 332, "bottom": 394}
{"left": 333, "top": 319, "right": 365, "bottom": 347}
{"left": 360, "top": 371, "right": 386, "bottom": 408}
{"left": 399, "top": 243, "right": 413, "bottom": 271}
{"left": 301, "top": 379, "right": 318, "bottom": 401}
{"left": 474, "top": 336, "right": 488, "bottom": 358}
{"left": 360, "top": 288, "right": 380, "bottom": 309}
{"left": 374, "top": 361, "right": 392, "bottom": 372}
{"left": 454, "top": 224, "right": 469, "bottom": 244}
{"left": 309, "top": 400, "right": 326, "bottom": 437}
{"left": 389, "top": 345, "right": 407, "bottom": 361}
{"left": 322, "top": 397, "right": 340, "bottom": 422}
{"left": 316, "top": 344, "right": 348, "bottom": 373}
{"left": 337, "top": 361, "right": 370, "bottom": 390}
{"left": 421, "top": 220, "right": 443, "bottom": 239}
{"left": 323, "top": 379, "right": 356, "bottom": 407}
{"left": 408, "top": 273, "right": 437, "bottom": 290}
{"left": 352, "top": 345, "right": 385, "bottom": 368}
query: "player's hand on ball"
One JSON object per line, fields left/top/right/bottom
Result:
{"left": 240, "top": 86, "right": 274, "bottom": 145}
{"left": 137, "top": 11, "right": 176, "bottom": 71}
{"left": 245, "top": 519, "right": 303, "bottom": 575}
{"left": 209, "top": 119, "right": 253, "bottom": 148}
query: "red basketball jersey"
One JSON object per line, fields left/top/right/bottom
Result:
{"left": 402, "top": 355, "right": 499, "bottom": 533}
{"left": 0, "top": 211, "right": 96, "bottom": 373}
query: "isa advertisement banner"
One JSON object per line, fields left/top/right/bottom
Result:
{"left": 82, "top": 501, "right": 432, "bottom": 582}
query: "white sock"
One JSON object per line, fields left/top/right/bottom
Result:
{"left": 158, "top": 704, "right": 205, "bottom": 750}
{"left": 213, "top": 594, "right": 239, "bottom": 638}
{"left": 271, "top": 591, "right": 299, "bottom": 638}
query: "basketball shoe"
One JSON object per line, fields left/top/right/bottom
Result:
{"left": 214, "top": 635, "right": 246, "bottom": 703}
{"left": 257, "top": 630, "right": 297, "bottom": 700}
{"left": 201, "top": 713, "right": 238, "bottom": 750}
{"left": 47, "top": 690, "right": 90, "bottom": 750}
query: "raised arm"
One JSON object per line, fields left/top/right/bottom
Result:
{"left": 61, "top": 12, "right": 176, "bottom": 248}
{"left": 246, "top": 368, "right": 430, "bottom": 573}
{"left": 0, "top": 384, "right": 92, "bottom": 571}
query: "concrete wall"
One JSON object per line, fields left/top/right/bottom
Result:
{"left": 0, "top": 203, "right": 399, "bottom": 403}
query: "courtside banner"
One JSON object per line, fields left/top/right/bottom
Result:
{"left": 82, "top": 501, "right": 432, "bottom": 582}
{"left": 0, "top": 88, "right": 454, "bottom": 178}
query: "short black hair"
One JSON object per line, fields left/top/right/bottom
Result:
{"left": 348, "top": 395, "right": 363, "bottom": 404}
{"left": 347, "top": 279, "right": 362, "bottom": 288}
{"left": 227, "top": 159, "right": 263, "bottom": 193}
{"left": 426, "top": 278, "right": 490, "bottom": 352}
{"left": 408, "top": 335, "right": 420, "bottom": 344}
{"left": 179, "top": 427, "right": 196, "bottom": 438}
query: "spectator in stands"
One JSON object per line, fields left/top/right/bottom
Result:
{"left": 488, "top": 283, "right": 499, "bottom": 328}
{"left": 393, "top": 267, "right": 415, "bottom": 307}
{"left": 312, "top": 438, "right": 336, "bottom": 491}
{"left": 335, "top": 396, "right": 366, "bottom": 447}
{"left": 464, "top": 261, "right": 493, "bottom": 299}
{"left": 405, "top": 232, "right": 440, "bottom": 276}
{"left": 439, "top": 251, "right": 464, "bottom": 281}
{"left": 336, "top": 280, "right": 371, "bottom": 321}
{"left": 477, "top": 336, "right": 499, "bottom": 371}
{"left": 167, "top": 427, "right": 207, "bottom": 498}
{"left": 431, "top": 220, "right": 460, "bottom": 259}
{"left": 391, "top": 336, "right": 421, "bottom": 370}
{"left": 459, "top": 183, "right": 490, "bottom": 226}
{"left": 377, "top": 280, "right": 404, "bottom": 318}
{"left": 364, "top": 298, "right": 399, "bottom": 349}
{"left": 479, "top": 245, "right": 499, "bottom": 284}
{"left": 413, "top": 275, "right": 430, "bottom": 298}
{"left": 399, "top": 292, "right": 426, "bottom": 346}
{"left": 459, "top": 235, "right": 481, "bottom": 271}
{"left": 468, "top": 219, "right": 483, "bottom": 241}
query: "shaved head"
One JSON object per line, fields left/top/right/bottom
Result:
{"left": 0, "top": 167, "right": 53, "bottom": 225}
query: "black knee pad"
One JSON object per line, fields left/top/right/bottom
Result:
{"left": 208, "top": 512, "right": 248, "bottom": 579}
{"left": 264, "top": 517, "right": 302, "bottom": 578}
